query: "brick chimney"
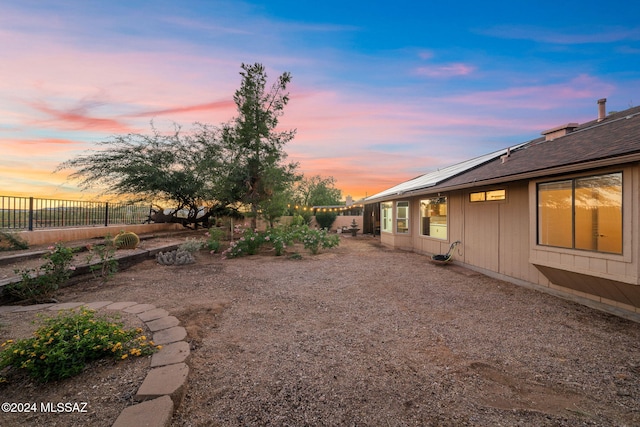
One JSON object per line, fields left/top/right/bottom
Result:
{"left": 597, "top": 98, "right": 607, "bottom": 122}
{"left": 541, "top": 123, "right": 579, "bottom": 141}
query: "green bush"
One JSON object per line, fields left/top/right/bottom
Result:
{"left": 0, "top": 309, "right": 159, "bottom": 383}
{"left": 314, "top": 211, "right": 337, "bottom": 230}
{"left": 205, "top": 227, "right": 226, "bottom": 253}
{"left": 264, "top": 227, "right": 293, "bottom": 256}
{"left": 300, "top": 226, "right": 340, "bottom": 254}
{"left": 220, "top": 225, "right": 340, "bottom": 258}
{"left": 85, "top": 237, "right": 118, "bottom": 283}
{"left": 222, "top": 228, "right": 264, "bottom": 258}
{"left": 7, "top": 243, "right": 76, "bottom": 303}
{"left": 290, "top": 214, "right": 307, "bottom": 226}
{"left": 179, "top": 238, "right": 204, "bottom": 253}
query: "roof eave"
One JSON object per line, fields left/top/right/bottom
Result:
{"left": 364, "top": 152, "right": 640, "bottom": 202}
{"left": 433, "top": 152, "right": 640, "bottom": 193}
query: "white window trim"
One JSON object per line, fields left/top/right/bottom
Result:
{"left": 396, "top": 201, "right": 410, "bottom": 234}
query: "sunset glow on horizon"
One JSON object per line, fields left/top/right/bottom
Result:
{"left": 2, "top": 1, "right": 639, "bottom": 202}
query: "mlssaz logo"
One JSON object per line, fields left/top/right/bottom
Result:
{"left": 40, "top": 402, "right": 88, "bottom": 413}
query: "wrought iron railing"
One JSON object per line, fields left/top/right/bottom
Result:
{"left": 0, "top": 196, "right": 153, "bottom": 230}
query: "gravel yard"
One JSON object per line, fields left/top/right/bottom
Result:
{"left": 2, "top": 235, "right": 640, "bottom": 426}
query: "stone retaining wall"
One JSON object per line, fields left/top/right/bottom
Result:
{"left": 14, "top": 223, "right": 184, "bottom": 246}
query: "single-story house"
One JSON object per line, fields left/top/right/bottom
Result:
{"left": 364, "top": 99, "right": 640, "bottom": 319}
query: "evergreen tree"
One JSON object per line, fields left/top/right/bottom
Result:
{"left": 221, "top": 63, "right": 298, "bottom": 229}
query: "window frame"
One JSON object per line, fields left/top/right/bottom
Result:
{"left": 536, "top": 171, "right": 623, "bottom": 254}
{"left": 396, "top": 201, "right": 409, "bottom": 234}
{"left": 380, "top": 202, "right": 393, "bottom": 233}
{"left": 419, "top": 196, "right": 448, "bottom": 240}
{"left": 470, "top": 189, "right": 506, "bottom": 202}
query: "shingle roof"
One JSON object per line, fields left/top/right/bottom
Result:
{"left": 365, "top": 104, "right": 640, "bottom": 202}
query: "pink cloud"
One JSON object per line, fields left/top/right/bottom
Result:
{"left": 445, "top": 74, "right": 615, "bottom": 110}
{"left": 414, "top": 63, "right": 476, "bottom": 77}
{"left": 130, "top": 100, "right": 236, "bottom": 118}
{"left": 289, "top": 148, "right": 442, "bottom": 199}
{"left": 28, "top": 101, "right": 134, "bottom": 133}
{"left": 1, "top": 138, "right": 84, "bottom": 157}
{"left": 18, "top": 138, "right": 77, "bottom": 145}
{"left": 290, "top": 157, "right": 411, "bottom": 199}
{"left": 0, "top": 29, "right": 241, "bottom": 128}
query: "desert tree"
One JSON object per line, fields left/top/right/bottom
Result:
{"left": 291, "top": 174, "right": 342, "bottom": 223}
{"left": 221, "top": 63, "right": 298, "bottom": 229}
{"left": 56, "top": 123, "right": 233, "bottom": 227}
{"left": 294, "top": 174, "right": 342, "bottom": 207}
{"left": 57, "top": 63, "right": 298, "bottom": 229}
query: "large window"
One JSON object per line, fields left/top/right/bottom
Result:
{"left": 537, "top": 172, "right": 622, "bottom": 254}
{"left": 420, "top": 196, "right": 447, "bottom": 239}
{"left": 381, "top": 202, "right": 393, "bottom": 233}
{"left": 396, "top": 201, "right": 409, "bottom": 233}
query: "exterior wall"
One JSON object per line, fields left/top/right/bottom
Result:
{"left": 379, "top": 201, "right": 417, "bottom": 250}
{"left": 16, "top": 223, "right": 184, "bottom": 246}
{"left": 412, "top": 194, "right": 464, "bottom": 258}
{"left": 257, "top": 216, "right": 364, "bottom": 234}
{"left": 329, "top": 216, "right": 363, "bottom": 233}
{"left": 528, "top": 166, "right": 637, "bottom": 283}
{"left": 528, "top": 165, "right": 640, "bottom": 312}
{"left": 376, "top": 164, "right": 640, "bottom": 317}
{"left": 461, "top": 193, "right": 501, "bottom": 272}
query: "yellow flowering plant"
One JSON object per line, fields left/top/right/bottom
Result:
{"left": 0, "top": 309, "right": 159, "bottom": 383}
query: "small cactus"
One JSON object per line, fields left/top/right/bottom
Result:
{"left": 156, "top": 249, "right": 194, "bottom": 266}
{"left": 114, "top": 231, "right": 140, "bottom": 249}
{"left": 156, "top": 250, "right": 176, "bottom": 265}
{"left": 174, "top": 249, "right": 195, "bottom": 265}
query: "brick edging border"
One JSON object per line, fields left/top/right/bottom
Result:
{"left": 0, "top": 301, "right": 189, "bottom": 427}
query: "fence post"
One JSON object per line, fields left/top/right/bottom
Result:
{"left": 105, "top": 202, "right": 109, "bottom": 227}
{"left": 28, "top": 197, "right": 34, "bottom": 231}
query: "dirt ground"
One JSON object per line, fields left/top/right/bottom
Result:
{"left": 1, "top": 235, "right": 640, "bottom": 426}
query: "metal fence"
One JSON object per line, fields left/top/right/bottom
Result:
{"left": 0, "top": 196, "right": 153, "bottom": 230}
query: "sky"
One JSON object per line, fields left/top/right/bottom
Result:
{"left": 1, "top": 0, "right": 640, "bottom": 202}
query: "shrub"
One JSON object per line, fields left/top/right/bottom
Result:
{"left": 0, "top": 231, "right": 29, "bottom": 251}
{"left": 221, "top": 228, "right": 264, "bottom": 258}
{"left": 290, "top": 214, "right": 307, "bottom": 227}
{"left": 263, "top": 227, "right": 293, "bottom": 256}
{"left": 85, "top": 237, "right": 118, "bottom": 283}
{"left": 0, "top": 309, "right": 159, "bottom": 383}
{"left": 7, "top": 243, "right": 76, "bottom": 303}
{"left": 205, "top": 228, "right": 226, "bottom": 253}
{"left": 314, "top": 211, "right": 337, "bottom": 230}
{"left": 218, "top": 224, "right": 340, "bottom": 259}
{"left": 179, "top": 238, "right": 204, "bottom": 253}
{"left": 301, "top": 227, "right": 339, "bottom": 255}
{"left": 207, "top": 240, "right": 221, "bottom": 254}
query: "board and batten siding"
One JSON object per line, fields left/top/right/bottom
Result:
{"left": 462, "top": 194, "right": 500, "bottom": 272}
{"left": 376, "top": 165, "right": 640, "bottom": 315}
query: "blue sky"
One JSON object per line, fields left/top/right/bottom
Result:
{"left": 1, "top": 0, "right": 639, "bottom": 200}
